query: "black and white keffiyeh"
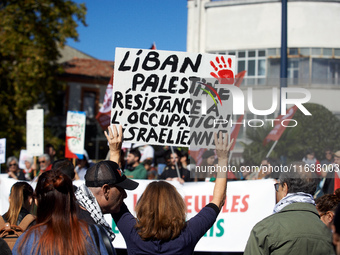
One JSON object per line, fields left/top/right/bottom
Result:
{"left": 273, "top": 192, "right": 316, "bottom": 214}
{"left": 75, "top": 184, "right": 116, "bottom": 241}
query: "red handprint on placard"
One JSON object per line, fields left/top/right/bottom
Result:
{"left": 210, "top": 56, "right": 234, "bottom": 84}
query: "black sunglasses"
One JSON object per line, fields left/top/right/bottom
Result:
{"left": 274, "top": 183, "right": 281, "bottom": 192}
{"left": 9, "top": 163, "right": 17, "bottom": 166}
{"left": 39, "top": 160, "right": 45, "bottom": 164}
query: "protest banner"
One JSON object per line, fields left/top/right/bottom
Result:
{"left": 65, "top": 111, "right": 86, "bottom": 159}
{"left": 0, "top": 138, "right": 6, "bottom": 164}
{"left": 96, "top": 71, "right": 114, "bottom": 131}
{"left": 0, "top": 176, "right": 275, "bottom": 252}
{"left": 263, "top": 105, "right": 298, "bottom": 146}
{"left": 18, "top": 150, "right": 33, "bottom": 170}
{"left": 111, "top": 48, "right": 236, "bottom": 149}
{"left": 263, "top": 105, "right": 298, "bottom": 158}
{"left": 26, "top": 109, "right": 44, "bottom": 156}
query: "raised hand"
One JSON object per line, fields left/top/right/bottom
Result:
{"left": 214, "top": 131, "right": 234, "bottom": 161}
{"left": 104, "top": 124, "right": 123, "bottom": 164}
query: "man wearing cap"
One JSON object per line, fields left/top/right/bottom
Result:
{"left": 75, "top": 125, "right": 138, "bottom": 242}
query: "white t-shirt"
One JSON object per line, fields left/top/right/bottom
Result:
{"left": 139, "top": 145, "right": 154, "bottom": 162}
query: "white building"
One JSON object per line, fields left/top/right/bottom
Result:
{"left": 187, "top": 0, "right": 340, "bottom": 154}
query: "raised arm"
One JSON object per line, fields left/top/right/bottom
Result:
{"left": 210, "top": 131, "right": 233, "bottom": 210}
{"left": 104, "top": 124, "right": 123, "bottom": 166}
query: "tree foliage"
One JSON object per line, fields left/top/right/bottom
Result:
{"left": 0, "top": 0, "right": 86, "bottom": 159}
{"left": 242, "top": 103, "right": 340, "bottom": 165}
{"left": 241, "top": 124, "right": 273, "bottom": 165}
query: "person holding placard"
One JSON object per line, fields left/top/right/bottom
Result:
{"left": 106, "top": 124, "right": 232, "bottom": 254}
{"left": 38, "top": 154, "right": 52, "bottom": 172}
{"left": 23, "top": 156, "right": 34, "bottom": 181}
{"left": 31, "top": 154, "right": 52, "bottom": 182}
{"left": 75, "top": 125, "right": 139, "bottom": 243}
{"left": 6, "top": 156, "right": 25, "bottom": 180}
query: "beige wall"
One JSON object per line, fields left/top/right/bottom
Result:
{"left": 187, "top": 0, "right": 340, "bottom": 53}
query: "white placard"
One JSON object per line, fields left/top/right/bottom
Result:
{"left": 0, "top": 177, "right": 275, "bottom": 252}
{"left": 112, "top": 48, "right": 236, "bottom": 149}
{"left": 19, "top": 149, "right": 33, "bottom": 170}
{"left": 65, "top": 111, "right": 86, "bottom": 159}
{"left": 0, "top": 138, "right": 6, "bottom": 164}
{"left": 26, "top": 109, "right": 44, "bottom": 156}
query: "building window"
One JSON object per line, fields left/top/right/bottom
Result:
{"left": 52, "top": 87, "right": 69, "bottom": 116}
{"left": 335, "top": 49, "right": 340, "bottom": 57}
{"left": 287, "top": 59, "right": 299, "bottom": 85}
{"left": 289, "top": 48, "right": 298, "bottom": 55}
{"left": 216, "top": 48, "right": 340, "bottom": 86}
{"left": 235, "top": 49, "right": 266, "bottom": 85}
{"left": 323, "top": 48, "right": 333, "bottom": 56}
{"left": 312, "top": 59, "right": 340, "bottom": 85}
{"left": 267, "top": 48, "right": 278, "bottom": 57}
{"left": 81, "top": 88, "right": 99, "bottom": 119}
{"left": 311, "top": 48, "right": 322, "bottom": 56}
{"left": 300, "top": 48, "right": 310, "bottom": 56}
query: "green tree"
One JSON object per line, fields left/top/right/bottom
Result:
{"left": 241, "top": 124, "right": 273, "bottom": 165}
{"left": 0, "top": 1, "right": 86, "bottom": 162}
{"left": 242, "top": 103, "right": 340, "bottom": 164}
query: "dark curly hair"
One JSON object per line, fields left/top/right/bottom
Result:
{"left": 316, "top": 188, "right": 340, "bottom": 214}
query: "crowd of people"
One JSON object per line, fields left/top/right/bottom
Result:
{"left": 0, "top": 126, "right": 233, "bottom": 254}
{"left": 1, "top": 125, "right": 340, "bottom": 254}
{"left": 4, "top": 136, "right": 340, "bottom": 190}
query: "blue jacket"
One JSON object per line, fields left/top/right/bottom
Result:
{"left": 13, "top": 225, "right": 110, "bottom": 255}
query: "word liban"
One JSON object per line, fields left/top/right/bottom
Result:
{"left": 111, "top": 48, "right": 236, "bottom": 148}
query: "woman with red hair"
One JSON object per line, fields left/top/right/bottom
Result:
{"left": 13, "top": 170, "right": 112, "bottom": 255}
{"left": 106, "top": 125, "right": 232, "bottom": 254}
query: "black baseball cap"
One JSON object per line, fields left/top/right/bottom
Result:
{"left": 85, "top": 160, "right": 138, "bottom": 190}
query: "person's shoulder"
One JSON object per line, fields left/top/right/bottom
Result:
{"left": 17, "top": 169, "right": 26, "bottom": 180}
{"left": 250, "top": 212, "right": 279, "bottom": 233}
{"left": 163, "top": 166, "right": 171, "bottom": 171}
{"left": 77, "top": 205, "right": 96, "bottom": 225}
{"left": 259, "top": 203, "right": 319, "bottom": 228}
{"left": 123, "top": 168, "right": 132, "bottom": 174}
{"left": 136, "top": 163, "right": 146, "bottom": 171}
{"left": 17, "top": 208, "right": 30, "bottom": 224}
{"left": 281, "top": 202, "right": 316, "bottom": 213}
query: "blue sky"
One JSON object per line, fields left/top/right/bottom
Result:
{"left": 67, "top": 0, "right": 188, "bottom": 61}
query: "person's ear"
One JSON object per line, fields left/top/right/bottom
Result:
{"left": 327, "top": 211, "right": 335, "bottom": 224}
{"left": 102, "top": 184, "right": 111, "bottom": 200}
{"left": 29, "top": 197, "right": 33, "bottom": 205}
{"left": 282, "top": 182, "right": 288, "bottom": 196}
